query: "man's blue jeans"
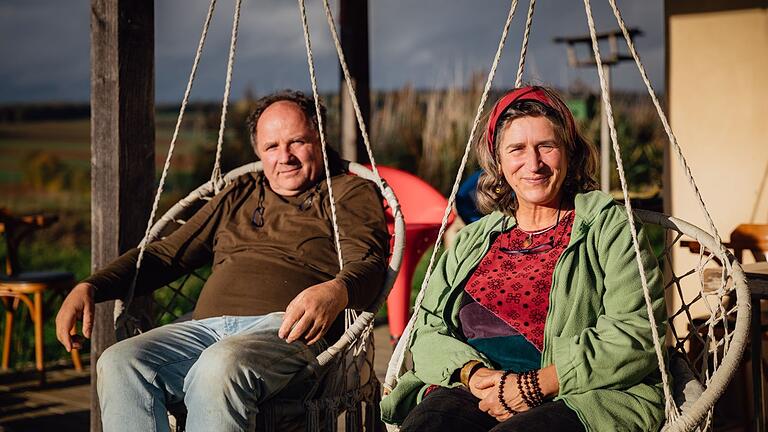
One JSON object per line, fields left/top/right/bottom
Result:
{"left": 96, "top": 312, "right": 325, "bottom": 432}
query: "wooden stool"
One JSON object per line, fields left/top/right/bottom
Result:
{"left": 0, "top": 209, "right": 82, "bottom": 380}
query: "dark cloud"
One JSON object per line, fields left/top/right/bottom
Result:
{"left": 0, "top": 0, "right": 663, "bottom": 103}
{"left": 0, "top": 0, "right": 91, "bottom": 102}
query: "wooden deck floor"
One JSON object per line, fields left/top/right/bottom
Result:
{"left": 0, "top": 361, "right": 90, "bottom": 432}
{"left": 0, "top": 324, "right": 394, "bottom": 432}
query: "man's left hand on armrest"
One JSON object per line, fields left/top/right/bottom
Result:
{"left": 279, "top": 279, "right": 349, "bottom": 345}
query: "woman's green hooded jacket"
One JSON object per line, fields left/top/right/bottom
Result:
{"left": 381, "top": 190, "right": 667, "bottom": 432}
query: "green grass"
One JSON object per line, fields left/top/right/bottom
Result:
{"left": 0, "top": 171, "right": 22, "bottom": 182}
{"left": 0, "top": 192, "right": 90, "bottom": 213}
{"left": 0, "top": 119, "right": 91, "bottom": 140}
{"left": 0, "top": 139, "right": 88, "bottom": 151}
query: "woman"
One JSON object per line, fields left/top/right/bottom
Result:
{"left": 381, "top": 86, "right": 666, "bottom": 431}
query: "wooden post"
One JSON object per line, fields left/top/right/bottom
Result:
{"left": 90, "top": 1, "right": 155, "bottom": 430}
{"left": 339, "top": 0, "right": 370, "bottom": 163}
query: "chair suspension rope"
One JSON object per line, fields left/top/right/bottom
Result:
{"left": 607, "top": 0, "right": 723, "bottom": 250}
{"left": 387, "top": 0, "right": 521, "bottom": 389}
{"left": 582, "top": 0, "right": 678, "bottom": 421}
{"left": 210, "top": 0, "right": 243, "bottom": 193}
{"left": 514, "top": 0, "right": 536, "bottom": 87}
{"left": 297, "top": 0, "right": 344, "bottom": 270}
{"left": 115, "top": 0, "right": 219, "bottom": 328}
{"left": 316, "top": 0, "right": 387, "bottom": 329}
{"left": 319, "top": 0, "right": 385, "bottom": 192}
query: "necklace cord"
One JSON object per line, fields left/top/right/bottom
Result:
{"left": 517, "top": 207, "right": 564, "bottom": 237}
{"left": 501, "top": 209, "right": 573, "bottom": 254}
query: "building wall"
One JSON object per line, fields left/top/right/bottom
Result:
{"left": 668, "top": 5, "right": 768, "bottom": 236}
{"left": 666, "top": 5, "right": 768, "bottom": 323}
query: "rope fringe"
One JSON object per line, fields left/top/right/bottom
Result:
{"left": 345, "top": 401, "right": 360, "bottom": 431}
{"left": 306, "top": 400, "right": 321, "bottom": 432}
{"left": 262, "top": 404, "right": 276, "bottom": 432}
{"left": 366, "top": 382, "right": 382, "bottom": 431}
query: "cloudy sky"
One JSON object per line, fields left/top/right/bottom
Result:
{"left": 0, "top": 0, "right": 664, "bottom": 104}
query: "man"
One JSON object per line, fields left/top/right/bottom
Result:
{"left": 55, "top": 90, "right": 390, "bottom": 432}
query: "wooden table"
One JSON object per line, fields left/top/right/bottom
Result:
{"left": 744, "top": 262, "right": 768, "bottom": 432}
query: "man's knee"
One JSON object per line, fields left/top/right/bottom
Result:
{"left": 97, "top": 339, "right": 155, "bottom": 405}
{"left": 185, "top": 342, "right": 261, "bottom": 395}
{"left": 97, "top": 337, "right": 159, "bottom": 389}
{"left": 98, "top": 339, "right": 137, "bottom": 377}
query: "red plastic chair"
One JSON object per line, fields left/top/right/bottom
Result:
{"left": 370, "top": 166, "right": 454, "bottom": 340}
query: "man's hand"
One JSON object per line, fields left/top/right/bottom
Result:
{"left": 278, "top": 279, "right": 348, "bottom": 345}
{"left": 55, "top": 282, "right": 95, "bottom": 352}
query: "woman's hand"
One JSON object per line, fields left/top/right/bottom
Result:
{"left": 467, "top": 367, "right": 499, "bottom": 400}
{"left": 473, "top": 371, "right": 529, "bottom": 422}
{"left": 471, "top": 366, "right": 560, "bottom": 422}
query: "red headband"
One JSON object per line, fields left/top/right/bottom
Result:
{"left": 486, "top": 86, "right": 577, "bottom": 156}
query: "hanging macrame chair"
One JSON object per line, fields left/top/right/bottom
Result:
{"left": 110, "top": 0, "right": 404, "bottom": 430}
{"left": 383, "top": 0, "right": 751, "bottom": 431}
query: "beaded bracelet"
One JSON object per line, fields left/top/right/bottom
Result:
{"left": 517, "top": 370, "right": 545, "bottom": 408}
{"left": 527, "top": 370, "right": 544, "bottom": 405}
{"left": 517, "top": 371, "right": 534, "bottom": 408}
{"left": 498, "top": 371, "right": 517, "bottom": 415}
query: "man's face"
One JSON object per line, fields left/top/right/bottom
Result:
{"left": 253, "top": 101, "right": 324, "bottom": 196}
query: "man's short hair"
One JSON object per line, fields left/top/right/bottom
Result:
{"left": 246, "top": 90, "right": 327, "bottom": 148}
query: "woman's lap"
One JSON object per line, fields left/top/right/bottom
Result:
{"left": 400, "top": 387, "right": 585, "bottom": 432}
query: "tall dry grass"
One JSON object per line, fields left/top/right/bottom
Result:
{"left": 369, "top": 78, "right": 663, "bottom": 196}
{"left": 370, "top": 73, "right": 488, "bottom": 194}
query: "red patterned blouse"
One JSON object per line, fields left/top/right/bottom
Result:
{"left": 463, "top": 210, "right": 575, "bottom": 350}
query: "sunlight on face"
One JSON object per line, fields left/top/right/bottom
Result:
{"left": 253, "top": 101, "right": 323, "bottom": 197}
{"left": 498, "top": 116, "right": 568, "bottom": 210}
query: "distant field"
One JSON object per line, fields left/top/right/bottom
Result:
{"left": 0, "top": 113, "right": 219, "bottom": 210}
{"left": 0, "top": 139, "right": 88, "bottom": 151}
{"left": 0, "top": 119, "right": 91, "bottom": 142}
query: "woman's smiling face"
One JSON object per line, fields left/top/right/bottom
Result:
{"left": 498, "top": 115, "right": 568, "bottom": 209}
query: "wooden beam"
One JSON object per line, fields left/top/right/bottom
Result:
{"left": 90, "top": 0, "right": 155, "bottom": 430}
{"left": 339, "top": 0, "right": 370, "bottom": 163}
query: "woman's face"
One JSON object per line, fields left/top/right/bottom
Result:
{"left": 498, "top": 116, "right": 568, "bottom": 209}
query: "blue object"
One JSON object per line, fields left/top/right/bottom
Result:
{"left": 456, "top": 170, "right": 483, "bottom": 223}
